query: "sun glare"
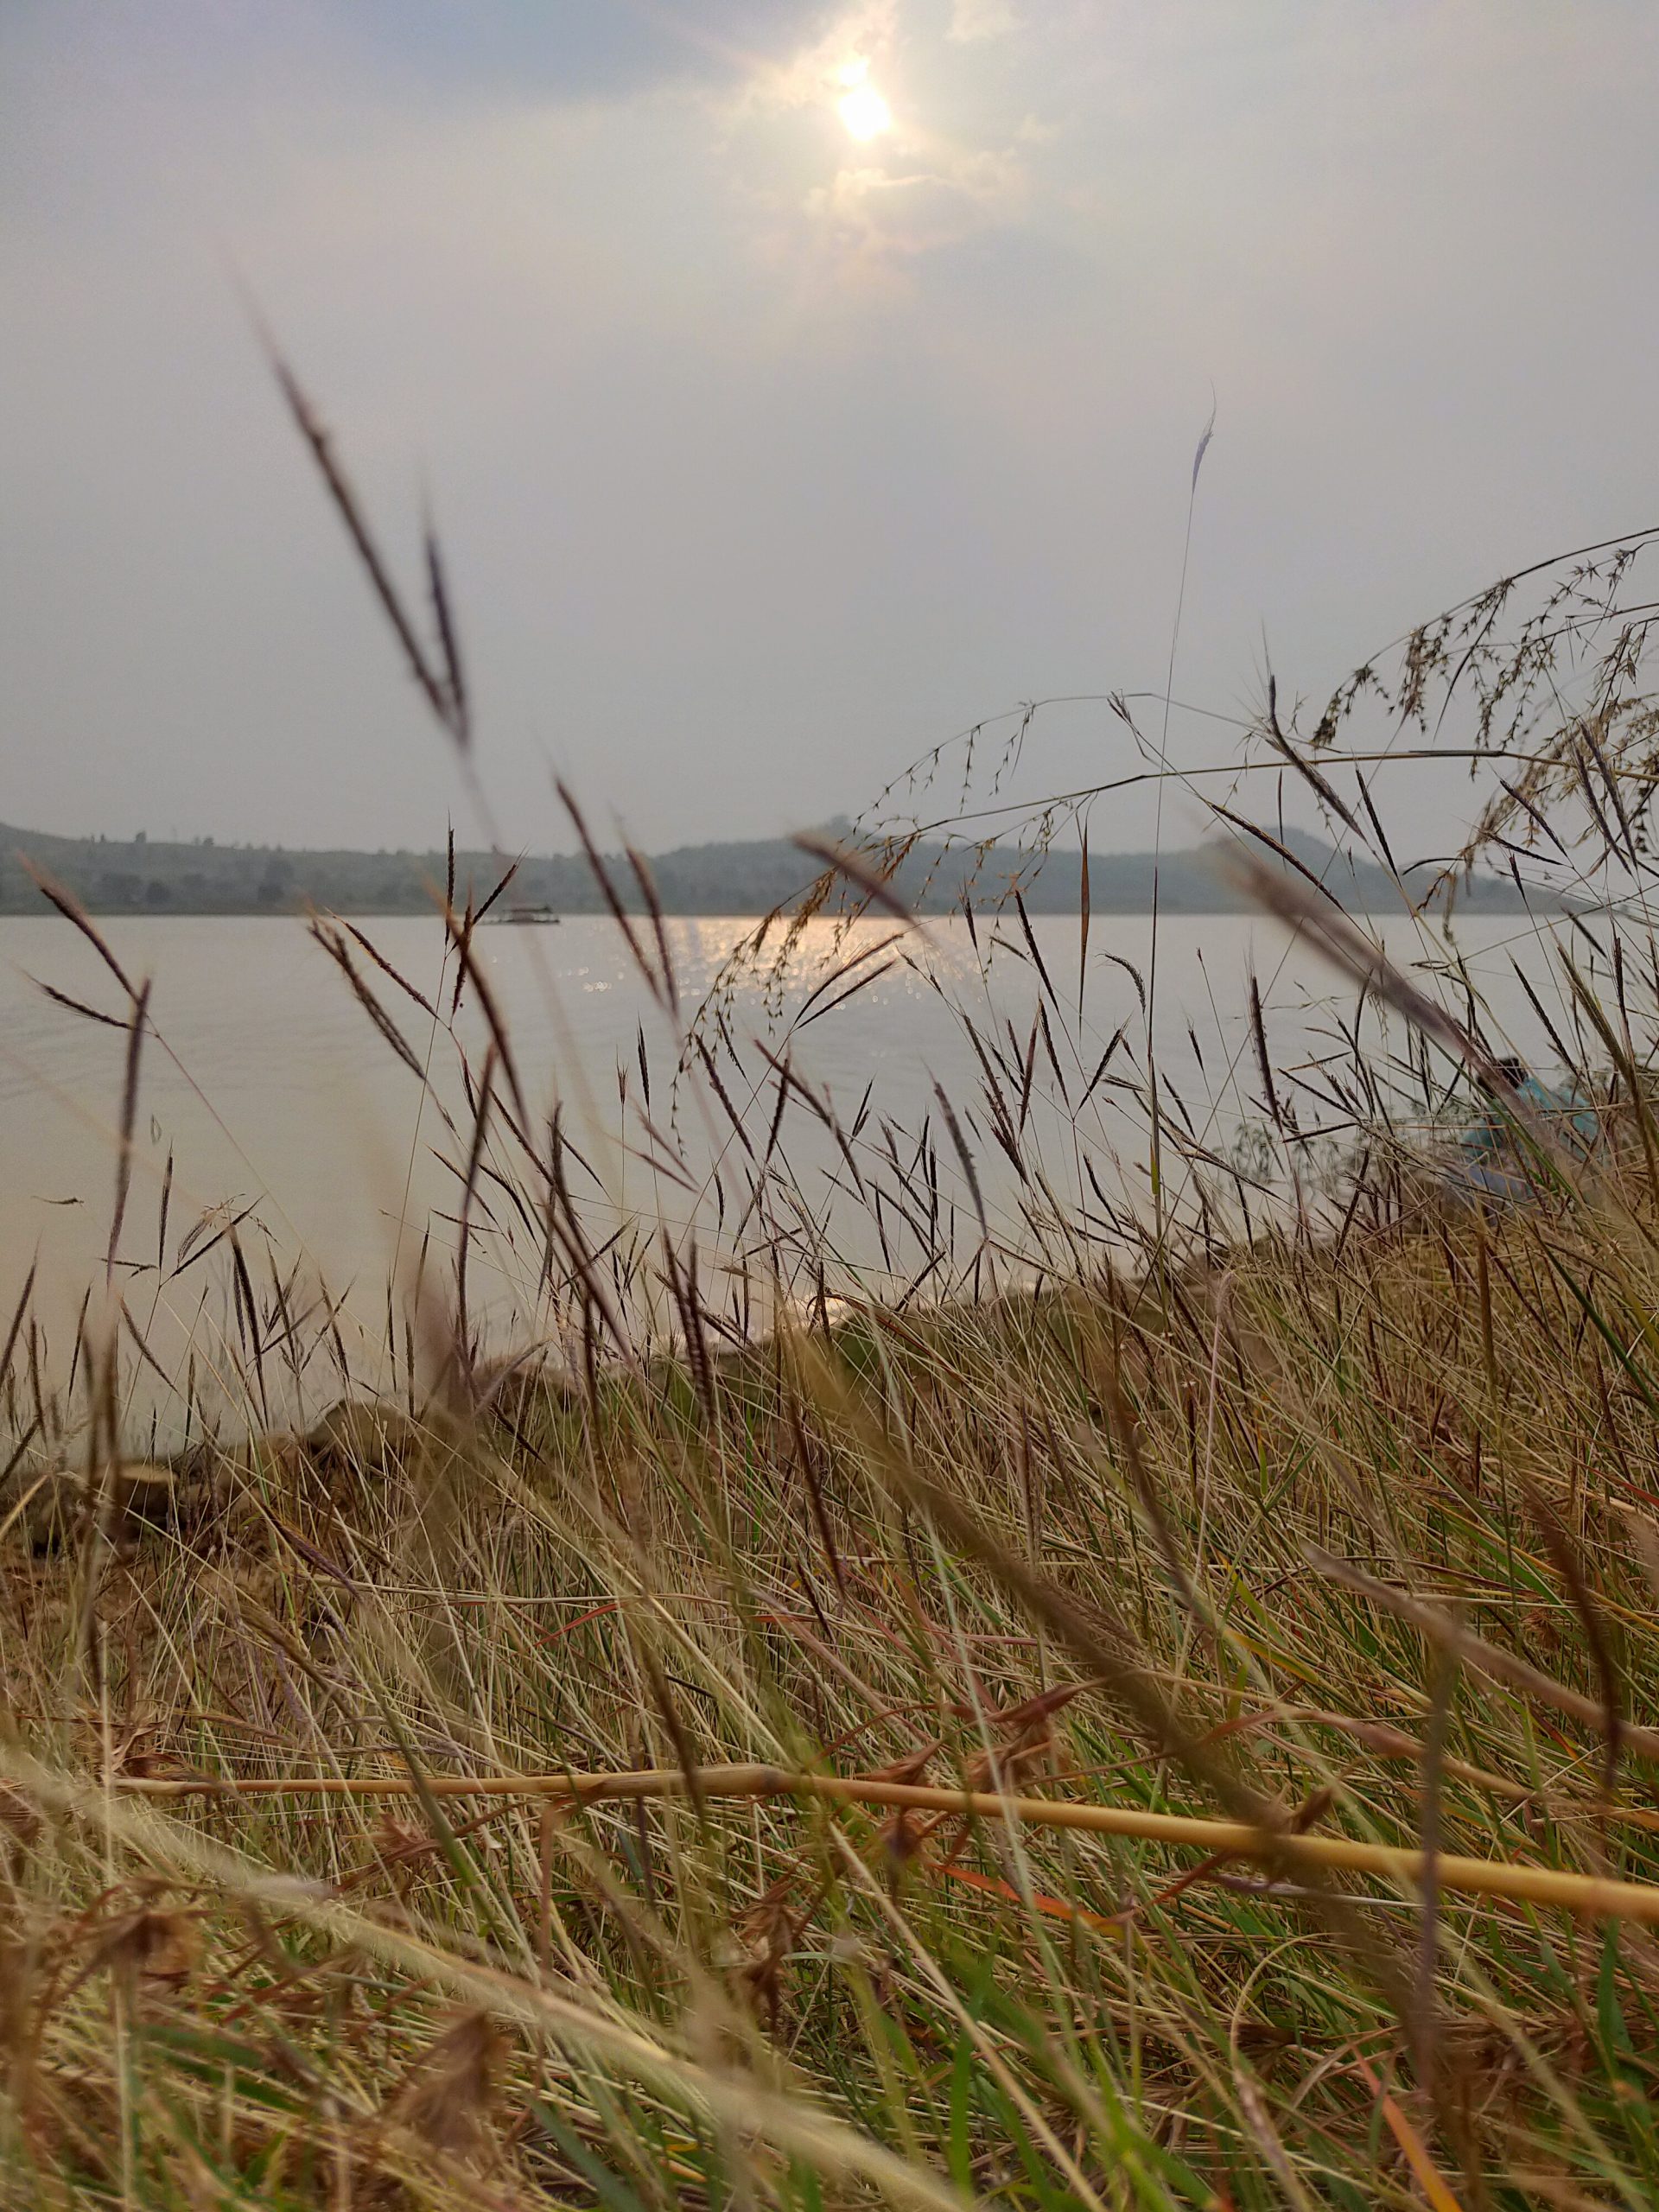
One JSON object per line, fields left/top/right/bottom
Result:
{"left": 836, "top": 76, "right": 893, "bottom": 142}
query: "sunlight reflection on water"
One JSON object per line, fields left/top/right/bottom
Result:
{"left": 0, "top": 906, "right": 1586, "bottom": 1423}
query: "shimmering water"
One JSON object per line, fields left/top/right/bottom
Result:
{"left": 0, "top": 906, "right": 1588, "bottom": 1402}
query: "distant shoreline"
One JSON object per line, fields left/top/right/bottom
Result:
{"left": 0, "top": 906, "right": 1484, "bottom": 923}
{"left": 0, "top": 818, "right": 1551, "bottom": 919}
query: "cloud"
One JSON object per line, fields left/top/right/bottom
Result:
{"left": 9, "top": 0, "right": 1659, "bottom": 859}
{"left": 948, "top": 0, "right": 1020, "bottom": 41}
{"left": 804, "top": 144, "right": 1027, "bottom": 259}
{"left": 339, "top": 0, "right": 842, "bottom": 105}
{"left": 726, "top": 0, "right": 899, "bottom": 118}
{"left": 4, "top": 0, "right": 841, "bottom": 118}
{"left": 718, "top": 0, "right": 1042, "bottom": 270}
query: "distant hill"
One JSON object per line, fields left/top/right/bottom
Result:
{"left": 0, "top": 818, "right": 1541, "bottom": 918}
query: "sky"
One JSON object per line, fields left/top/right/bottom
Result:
{"left": 3, "top": 0, "right": 1658, "bottom": 859}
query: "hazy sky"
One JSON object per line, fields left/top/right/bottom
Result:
{"left": 4, "top": 1, "right": 1657, "bottom": 856}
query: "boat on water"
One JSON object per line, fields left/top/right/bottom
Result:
{"left": 487, "top": 906, "right": 563, "bottom": 925}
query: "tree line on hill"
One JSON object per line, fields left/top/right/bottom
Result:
{"left": 0, "top": 817, "right": 1543, "bottom": 918}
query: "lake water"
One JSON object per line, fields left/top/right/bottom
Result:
{"left": 0, "top": 906, "right": 1599, "bottom": 1414}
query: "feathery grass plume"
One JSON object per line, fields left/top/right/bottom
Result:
{"left": 264, "top": 337, "right": 461, "bottom": 749}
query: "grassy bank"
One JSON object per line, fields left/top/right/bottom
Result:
{"left": 6, "top": 428, "right": 1659, "bottom": 2204}
{"left": 6, "top": 1123, "right": 1659, "bottom": 2206}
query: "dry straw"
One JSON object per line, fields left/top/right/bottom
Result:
{"left": 113, "top": 1763, "right": 1659, "bottom": 1926}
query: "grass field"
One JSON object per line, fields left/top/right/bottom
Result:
{"left": 6, "top": 404, "right": 1659, "bottom": 2206}
{"left": 6, "top": 861, "right": 1659, "bottom": 2209}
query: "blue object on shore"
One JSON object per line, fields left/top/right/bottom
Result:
{"left": 1449, "top": 1072, "right": 1598, "bottom": 1204}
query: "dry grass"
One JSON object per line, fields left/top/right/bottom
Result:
{"left": 7, "top": 1136, "right": 1659, "bottom": 2208}
{"left": 6, "top": 377, "right": 1659, "bottom": 2206}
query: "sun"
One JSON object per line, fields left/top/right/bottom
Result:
{"left": 835, "top": 61, "right": 892, "bottom": 142}
{"left": 838, "top": 82, "right": 893, "bottom": 139}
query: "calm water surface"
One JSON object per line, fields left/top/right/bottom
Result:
{"left": 0, "top": 908, "right": 1586, "bottom": 1389}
